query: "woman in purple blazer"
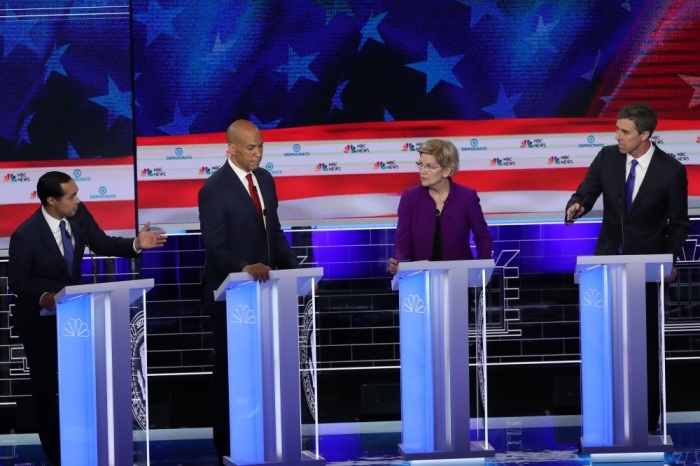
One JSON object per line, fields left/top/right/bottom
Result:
{"left": 388, "top": 139, "right": 492, "bottom": 274}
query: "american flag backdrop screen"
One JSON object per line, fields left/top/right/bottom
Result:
{"left": 1, "top": 1, "right": 699, "bottom": 244}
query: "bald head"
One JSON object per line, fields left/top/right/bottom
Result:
{"left": 226, "top": 119, "right": 264, "bottom": 171}
{"left": 227, "top": 119, "right": 259, "bottom": 145}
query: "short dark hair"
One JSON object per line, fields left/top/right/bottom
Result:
{"left": 37, "top": 171, "right": 73, "bottom": 206}
{"left": 617, "top": 103, "right": 657, "bottom": 136}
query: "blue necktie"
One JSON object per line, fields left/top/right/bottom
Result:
{"left": 60, "top": 220, "right": 74, "bottom": 273}
{"left": 625, "top": 159, "right": 638, "bottom": 213}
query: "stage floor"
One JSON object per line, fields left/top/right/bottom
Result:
{"left": 1, "top": 414, "right": 698, "bottom": 465}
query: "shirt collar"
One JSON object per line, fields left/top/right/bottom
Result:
{"left": 626, "top": 142, "right": 655, "bottom": 169}
{"left": 227, "top": 157, "right": 253, "bottom": 183}
{"left": 41, "top": 206, "right": 66, "bottom": 232}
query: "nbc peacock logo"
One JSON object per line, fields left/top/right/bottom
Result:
{"left": 140, "top": 168, "right": 166, "bottom": 177}
{"left": 3, "top": 172, "right": 30, "bottom": 182}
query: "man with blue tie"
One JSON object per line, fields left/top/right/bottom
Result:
{"left": 8, "top": 171, "right": 167, "bottom": 465}
{"left": 565, "top": 103, "right": 690, "bottom": 435}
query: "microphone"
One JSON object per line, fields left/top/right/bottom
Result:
{"left": 82, "top": 227, "right": 98, "bottom": 284}
{"left": 263, "top": 209, "right": 271, "bottom": 267}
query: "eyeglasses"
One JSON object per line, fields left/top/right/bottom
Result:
{"left": 415, "top": 162, "right": 442, "bottom": 171}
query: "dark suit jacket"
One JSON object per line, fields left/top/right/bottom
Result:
{"left": 394, "top": 181, "right": 493, "bottom": 261}
{"left": 566, "top": 144, "right": 689, "bottom": 257}
{"left": 198, "top": 162, "right": 299, "bottom": 314}
{"left": 8, "top": 203, "right": 138, "bottom": 337}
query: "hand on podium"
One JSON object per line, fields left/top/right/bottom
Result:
{"left": 388, "top": 258, "right": 399, "bottom": 275}
{"left": 243, "top": 263, "right": 272, "bottom": 282}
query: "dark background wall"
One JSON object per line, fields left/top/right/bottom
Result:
{"left": 4, "top": 219, "right": 700, "bottom": 431}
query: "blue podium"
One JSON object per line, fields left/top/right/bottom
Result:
{"left": 214, "top": 268, "right": 325, "bottom": 466}
{"left": 392, "top": 259, "right": 495, "bottom": 463}
{"left": 576, "top": 254, "right": 674, "bottom": 460}
{"left": 54, "top": 278, "right": 154, "bottom": 466}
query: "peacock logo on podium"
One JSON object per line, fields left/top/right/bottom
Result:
{"left": 231, "top": 305, "right": 257, "bottom": 324}
{"left": 62, "top": 318, "right": 91, "bottom": 337}
{"left": 582, "top": 288, "right": 604, "bottom": 308}
{"left": 402, "top": 295, "right": 426, "bottom": 314}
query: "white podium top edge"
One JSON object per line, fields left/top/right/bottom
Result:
{"left": 214, "top": 267, "right": 324, "bottom": 302}
{"left": 391, "top": 259, "right": 495, "bottom": 291}
{"left": 575, "top": 254, "right": 673, "bottom": 283}
{"left": 56, "top": 278, "right": 155, "bottom": 304}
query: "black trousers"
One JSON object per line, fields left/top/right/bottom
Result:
{"left": 210, "top": 307, "right": 231, "bottom": 463}
{"left": 20, "top": 315, "right": 62, "bottom": 465}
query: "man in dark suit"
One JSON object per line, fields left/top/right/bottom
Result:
{"left": 198, "top": 119, "right": 299, "bottom": 463}
{"left": 8, "top": 170, "right": 167, "bottom": 465}
{"left": 565, "top": 103, "right": 690, "bottom": 434}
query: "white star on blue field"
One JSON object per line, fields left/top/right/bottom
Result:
{"left": 331, "top": 80, "right": 349, "bottom": 113}
{"left": 407, "top": 42, "right": 464, "bottom": 94}
{"left": 89, "top": 76, "right": 133, "bottom": 128}
{"left": 44, "top": 44, "right": 70, "bottom": 81}
{"left": 455, "top": 0, "right": 503, "bottom": 28}
{"left": 482, "top": 84, "right": 521, "bottom": 119}
{"left": 276, "top": 46, "right": 320, "bottom": 90}
{"left": 159, "top": 103, "right": 198, "bottom": 135}
{"left": 359, "top": 11, "right": 388, "bottom": 50}
{"left": 0, "top": 9, "right": 40, "bottom": 57}
{"left": 133, "top": 0, "right": 183, "bottom": 46}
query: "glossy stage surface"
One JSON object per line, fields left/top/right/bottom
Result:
{"left": 0, "top": 414, "right": 698, "bottom": 465}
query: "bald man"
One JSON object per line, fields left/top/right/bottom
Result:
{"left": 198, "top": 120, "right": 299, "bottom": 463}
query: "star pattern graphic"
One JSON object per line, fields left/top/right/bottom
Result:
{"left": 455, "top": 0, "right": 504, "bottom": 28}
{"left": 201, "top": 32, "right": 236, "bottom": 71}
{"left": 314, "top": 0, "right": 354, "bottom": 25}
{"left": 158, "top": 103, "right": 198, "bottom": 135}
{"left": 358, "top": 11, "right": 387, "bottom": 50}
{"left": 331, "top": 80, "right": 349, "bottom": 113}
{"left": 67, "top": 142, "right": 81, "bottom": 159}
{"left": 679, "top": 75, "right": 700, "bottom": 109}
{"left": 0, "top": 0, "right": 697, "bottom": 159}
{"left": 0, "top": 10, "right": 40, "bottom": 57}
{"left": 89, "top": 76, "right": 133, "bottom": 128}
{"left": 406, "top": 42, "right": 464, "bottom": 94}
{"left": 527, "top": 16, "right": 560, "bottom": 53}
{"left": 276, "top": 46, "right": 319, "bottom": 90}
{"left": 482, "top": 84, "right": 521, "bottom": 119}
{"left": 250, "top": 113, "right": 281, "bottom": 130}
{"left": 133, "top": 0, "right": 183, "bottom": 46}
{"left": 16, "top": 112, "right": 35, "bottom": 150}
{"left": 43, "top": 43, "right": 70, "bottom": 81}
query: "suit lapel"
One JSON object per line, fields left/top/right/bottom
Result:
{"left": 36, "top": 209, "right": 71, "bottom": 275}
{"left": 629, "top": 149, "right": 658, "bottom": 213}
{"left": 68, "top": 217, "right": 84, "bottom": 268}
{"left": 224, "top": 163, "right": 265, "bottom": 228}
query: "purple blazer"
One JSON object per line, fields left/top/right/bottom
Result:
{"left": 393, "top": 181, "right": 493, "bottom": 261}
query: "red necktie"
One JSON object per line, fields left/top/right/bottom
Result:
{"left": 246, "top": 173, "right": 264, "bottom": 223}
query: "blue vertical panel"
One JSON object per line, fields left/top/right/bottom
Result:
{"left": 399, "top": 272, "right": 434, "bottom": 452}
{"left": 580, "top": 266, "right": 613, "bottom": 445}
{"left": 57, "top": 295, "right": 98, "bottom": 465}
{"left": 227, "top": 284, "right": 264, "bottom": 464}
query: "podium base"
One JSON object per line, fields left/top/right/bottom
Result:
{"left": 399, "top": 441, "right": 496, "bottom": 463}
{"left": 224, "top": 451, "right": 325, "bottom": 466}
{"left": 580, "top": 435, "right": 674, "bottom": 458}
